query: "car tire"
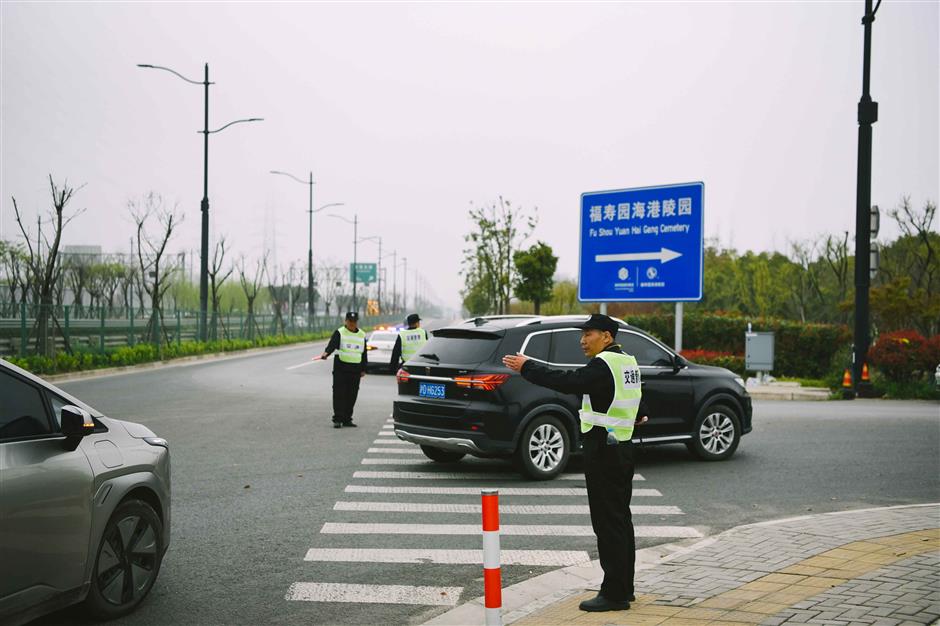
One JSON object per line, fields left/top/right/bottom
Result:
{"left": 516, "top": 414, "right": 570, "bottom": 481}
{"left": 85, "top": 499, "right": 164, "bottom": 620}
{"left": 420, "top": 445, "right": 466, "bottom": 463}
{"left": 687, "top": 403, "right": 741, "bottom": 461}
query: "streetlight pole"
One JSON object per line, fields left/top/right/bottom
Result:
{"left": 270, "top": 169, "right": 343, "bottom": 329}
{"left": 359, "top": 236, "right": 383, "bottom": 315}
{"left": 138, "top": 62, "right": 262, "bottom": 342}
{"left": 852, "top": 0, "right": 881, "bottom": 397}
{"left": 402, "top": 256, "right": 408, "bottom": 313}
{"left": 328, "top": 213, "right": 359, "bottom": 313}
{"left": 382, "top": 249, "right": 397, "bottom": 315}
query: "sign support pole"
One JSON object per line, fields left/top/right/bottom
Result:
{"left": 675, "top": 302, "right": 683, "bottom": 353}
{"left": 599, "top": 303, "right": 607, "bottom": 315}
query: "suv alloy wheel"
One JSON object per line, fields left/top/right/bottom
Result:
{"left": 687, "top": 404, "right": 741, "bottom": 461}
{"left": 516, "top": 415, "right": 570, "bottom": 480}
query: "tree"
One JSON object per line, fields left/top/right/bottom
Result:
{"left": 0, "top": 240, "right": 29, "bottom": 307}
{"left": 237, "top": 254, "right": 268, "bottom": 341}
{"left": 513, "top": 241, "right": 558, "bottom": 314}
{"left": 208, "top": 236, "right": 234, "bottom": 340}
{"left": 461, "top": 197, "right": 536, "bottom": 315}
{"left": 316, "top": 263, "right": 345, "bottom": 320}
{"left": 130, "top": 192, "right": 182, "bottom": 346}
{"left": 11, "top": 176, "right": 84, "bottom": 356}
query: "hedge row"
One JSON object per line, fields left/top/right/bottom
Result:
{"left": 624, "top": 313, "right": 851, "bottom": 378}
{"left": 678, "top": 349, "right": 746, "bottom": 376}
{"left": 5, "top": 332, "right": 334, "bottom": 376}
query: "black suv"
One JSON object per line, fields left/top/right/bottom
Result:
{"left": 393, "top": 315, "right": 752, "bottom": 480}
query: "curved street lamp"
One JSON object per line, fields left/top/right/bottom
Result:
{"left": 358, "top": 236, "right": 383, "bottom": 316}
{"left": 137, "top": 62, "right": 263, "bottom": 341}
{"left": 328, "top": 213, "right": 359, "bottom": 313}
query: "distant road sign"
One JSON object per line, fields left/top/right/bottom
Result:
{"left": 579, "top": 182, "right": 704, "bottom": 302}
{"left": 350, "top": 263, "right": 377, "bottom": 284}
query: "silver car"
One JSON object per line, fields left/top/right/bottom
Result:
{"left": 0, "top": 358, "right": 170, "bottom": 625}
{"left": 366, "top": 328, "right": 400, "bottom": 373}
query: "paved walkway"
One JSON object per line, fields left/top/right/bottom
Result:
{"left": 426, "top": 504, "right": 939, "bottom": 626}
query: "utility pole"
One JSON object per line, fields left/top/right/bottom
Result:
{"left": 852, "top": 0, "right": 881, "bottom": 398}
{"left": 402, "top": 256, "right": 408, "bottom": 314}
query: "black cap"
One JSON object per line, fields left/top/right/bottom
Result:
{"left": 577, "top": 313, "right": 619, "bottom": 337}
{"left": 406, "top": 313, "right": 421, "bottom": 325}
{"left": 345, "top": 311, "right": 359, "bottom": 321}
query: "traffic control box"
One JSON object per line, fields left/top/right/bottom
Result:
{"left": 745, "top": 332, "right": 775, "bottom": 373}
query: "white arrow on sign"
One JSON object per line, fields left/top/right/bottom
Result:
{"left": 595, "top": 248, "right": 683, "bottom": 264}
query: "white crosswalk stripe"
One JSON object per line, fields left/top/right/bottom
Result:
{"left": 344, "top": 485, "right": 663, "bottom": 497}
{"left": 304, "top": 548, "right": 590, "bottom": 566}
{"left": 321, "top": 522, "right": 702, "bottom": 538}
{"left": 286, "top": 582, "right": 462, "bottom": 606}
{"left": 367, "top": 447, "right": 423, "bottom": 454}
{"left": 353, "top": 470, "right": 645, "bottom": 481}
{"left": 333, "top": 501, "right": 683, "bottom": 515}
{"left": 371, "top": 439, "right": 410, "bottom": 445}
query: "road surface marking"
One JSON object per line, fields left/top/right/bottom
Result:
{"left": 345, "top": 485, "right": 661, "bottom": 497}
{"left": 285, "top": 582, "right": 462, "bottom": 606}
{"left": 334, "top": 501, "right": 682, "bottom": 515}
{"left": 381, "top": 424, "right": 394, "bottom": 430}
{"left": 361, "top": 458, "right": 435, "bottom": 465}
{"left": 303, "top": 548, "right": 590, "bottom": 566}
{"left": 285, "top": 360, "right": 317, "bottom": 371}
{"left": 376, "top": 431, "right": 396, "bottom": 437}
{"left": 367, "top": 447, "right": 423, "bottom": 454}
{"left": 320, "top": 522, "right": 701, "bottom": 538}
{"left": 372, "top": 439, "right": 411, "bottom": 445}
{"left": 352, "top": 471, "right": 644, "bottom": 481}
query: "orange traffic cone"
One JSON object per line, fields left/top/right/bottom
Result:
{"left": 841, "top": 369, "right": 852, "bottom": 388}
{"left": 861, "top": 363, "right": 870, "bottom": 382}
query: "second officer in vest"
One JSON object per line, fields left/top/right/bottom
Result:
{"left": 390, "top": 313, "right": 428, "bottom": 368}
{"left": 502, "top": 313, "right": 646, "bottom": 613}
{"left": 318, "top": 311, "right": 368, "bottom": 428}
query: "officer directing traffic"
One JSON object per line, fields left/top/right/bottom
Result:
{"left": 390, "top": 313, "right": 428, "bottom": 368}
{"left": 317, "top": 311, "right": 368, "bottom": 429}
{"left": 503, "top": 313, "right": 646, "bottom": 613}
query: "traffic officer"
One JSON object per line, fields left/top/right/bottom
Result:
{"left": 317, "top": 311, "right": 368, "bottom": 429}
{"left": 390, "top": 313, "right": 428, "bottom": 368}
{"left": 502, "top": 313, "right": 646, "bottom": 613}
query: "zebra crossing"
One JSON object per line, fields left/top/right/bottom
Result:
{"left": 285, "top": 419, "right": 702, "bottom": 608}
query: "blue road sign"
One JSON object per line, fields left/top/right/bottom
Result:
{"left": 579, "top": 182, "right": 704, "bottom": 302}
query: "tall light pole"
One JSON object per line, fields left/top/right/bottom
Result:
{"left": 382, "top": 249, "right": 397, "bottom": 314}
{"left": 138, "top": 62, "right": 262, "bottom": 341}
{"left": 402, "top": 256, "right": 408, "bottom": 314}
{"left": 359, "top": 236, "right": 382, "bottom": 315}
{"left": 328, "top": 213, "right": 359, "bottom": 312}
{"left": 852, "top": 0, "right": 882, "bottom": 398}
{"left": 270, "top": 169, "right": 342, "bottom": 329}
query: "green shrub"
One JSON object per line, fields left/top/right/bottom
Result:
{"left": 679, "top": 349, "right": 745, "bottom": 376}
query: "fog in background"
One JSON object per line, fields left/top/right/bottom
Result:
{"left": 2, "top": 1, "right": 937, "bottom": 310}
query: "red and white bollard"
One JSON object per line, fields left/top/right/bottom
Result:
{"left": 481, "top": 488, "right": 502, "bottom": 626}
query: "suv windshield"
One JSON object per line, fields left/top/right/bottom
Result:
{"left": 409, "top": 330, "right": 501, "bottom": 365}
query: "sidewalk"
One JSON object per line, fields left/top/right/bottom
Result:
{"left": 746, "top": 382, "right": 831, "bottom": 401}
{"left": 427, "top": 504, "right": 939, "bottom": 626}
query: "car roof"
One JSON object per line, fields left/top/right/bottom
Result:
{"left": 447, "top": 314, "right": 636, "bottom": 333}
{"left": 0, "top": 358, "right": 104, "bottom": 417}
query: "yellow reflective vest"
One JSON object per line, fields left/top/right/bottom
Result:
{"left": 399, "top": 327, "right": 428, "bottom": 363}
{"left": 337, "top": 326, "right": 366, "bottom": 364}
{"left": 579, "top": 350, "right": 642, "bottom": 442}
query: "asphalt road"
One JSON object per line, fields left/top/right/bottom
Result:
{"left": 34, "top": 342, "right": 939, "bottom": 626}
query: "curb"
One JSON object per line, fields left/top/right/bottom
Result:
{"left": 38, "top": 339, "right": 327, "bottom": 384}
{"left": 422, "top": 502, "right": 940, "bottom": 626}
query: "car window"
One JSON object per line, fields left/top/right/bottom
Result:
{"left": 410, "top": 331, "right": 501, "bottom": 365}
{"left": 521, "top": 332, "right": 551, "bottom": 361}
{"left": 48, "top": 392, "right": 69, "bottom": 429}
{"left": 0, "top": 370, "right": 53, "bottom": 439}
{"left": 618, "top": 331, "right": 673, "bottom": 367}
{"left": 550, "top": 330, "right": 589, "bottom": 366}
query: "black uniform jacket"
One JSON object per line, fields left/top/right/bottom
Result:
{"left": 324, "top": 328, "right": 368, "bottom": 374}
{"left": 520, "top": 343, "right": 627, "bottom": 414}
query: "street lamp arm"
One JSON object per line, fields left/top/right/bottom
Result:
{"left": 315, "top": 202, "right": 345, "bottom": 213}
{"left": 206, "top": 118, "right": 264, "bottom": 134}
{"left": 327, "top": 213, "right": 355, "bottom": 225}
{"left": 137, "top": 64, "right": 207, "bottom": 85}
{"left": 270, "top": 170, "right": 310, "bottom": 185}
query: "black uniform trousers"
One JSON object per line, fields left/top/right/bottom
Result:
{"left": 331, "top": 369, "right": 362, "bottom": 425}
{"left": 582, "top": 425, "right": 636, "bottom": 602}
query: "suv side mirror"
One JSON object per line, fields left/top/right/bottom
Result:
{"left": 61, "top": 405, "right": 94, "bottom": 450}
{"left": 672, "top": 354, "right": 687, "bottom": 372}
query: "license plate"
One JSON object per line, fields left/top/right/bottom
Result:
{"left": 419, "top": 382, "right": 446, "bottom": 399}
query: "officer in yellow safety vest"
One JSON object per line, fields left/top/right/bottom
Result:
{"left": 390, "top": 313, "right": 428, "bottom": 368}
{"left": 503, "top": 313, "right": 647, "bottom": 613}
{"left": 317, "top": 311, "right": 368, "bottom": 429}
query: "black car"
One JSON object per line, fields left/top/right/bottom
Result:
{"left": 393, "top": 315, "right": 752, "bottom": 480}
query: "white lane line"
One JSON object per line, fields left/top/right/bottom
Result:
{"left": 320, "top": 522, "right": 702, "bottom": 538}
{"left": 285, "top": 582, "right": 461, "bottom": 606}
{"left": 346, "top": 485, "right": 661, "bottom": 497}
{"left": 367, "top": 448, "right": 424, "bottom": 455}
{"left": 372, "top": 439, "right": 412, "bottom": 445}
{"left": 285, "top": 360, "right": 317, "bottom": 371}
{"left": 353, "top": 471, "right": 644, "bottom": 481}
{"left": 334, "top": 501, "right": 682, "bottom": 515}
{"left": 376, "top": 432, "right": 396, "bottom": 437}
{"left": 362, "top": 458, "right": 433, "bottom": 465}
{"left": 303, "top": 548, "right": 590, "bottom": 566}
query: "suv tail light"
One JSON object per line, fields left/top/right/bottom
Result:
{"left": 396, "top": 368, "right": 411, "bottom": 384}
{"left": 454, "top": 374, "right": 511, "bottom": 391}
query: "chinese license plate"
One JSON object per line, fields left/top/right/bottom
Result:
{"left": 419, "top": 382, "right": 446, "bottom": 399}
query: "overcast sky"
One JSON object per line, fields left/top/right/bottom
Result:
{"left": 2, "top": 1, "right": 937, "bottom": 310}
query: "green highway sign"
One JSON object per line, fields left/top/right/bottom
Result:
{"left": 350, "top": 262, "right": 377, "bottom": 284}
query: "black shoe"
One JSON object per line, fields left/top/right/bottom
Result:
{"left": 333, "top": 423, "right": 343, "bottom": 429}
{"left": 630, "top": 594, "right": 636, "bottom": 602}
{"left": 578, "top": 594, "right": 630, "bottom": 612}
{"left": 343, "top": 421, "right": 357, "bottom": 427}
